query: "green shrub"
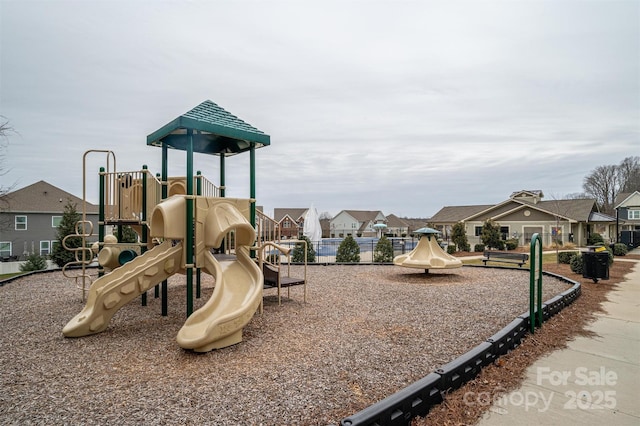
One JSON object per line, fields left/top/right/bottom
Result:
{"left": 613, "top": 243, "right": 628, "bottom": 256}
{"left": 336, "top": 235, "right": 360, "bottom": 263}
{"left": 451, "top": 222, "right": 470, "bottom": 252}
{"left": 373, "top": 236, "right": 393, "bottom": 263}
{"left": 587, "top": 233, "right": 604, "bottom": 245}
{"left": 505, "top": 239, "right": 518, "bottom": 250}
{"left": 20, "top": 253, "right": 48, "bottom": 272}
{"left": 558, "top": 251, "right": 578, "bottom": 264}
{"left": 292, "top": 235, "right": 316, "bottom": 263}
{"left": 481, "top": 220, "right": 501, "bottom": 249}
{"left": 447, "top": 245, "right": 456, "bottom": 255}
{"left": 569, "top": 254, "right": 583, "bottom": 274}
{"left": 474, "top": 244, "right": 485, "bottom": 252}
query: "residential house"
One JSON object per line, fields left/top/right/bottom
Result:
{"left": 429, "top": 190, "right": 616, "bottom": 247}
{"left": 273, "top": 208, "right": 307, "bottom": 239}
{"left": 330, "top": 210, "right": 386, "bottom": 238}
{"left": 384, "top": 214, "right": 410, "bottom": 237}
{"left": 0, "top": 181, "right": 99, "bottom": 260}
{"left": 401, "top": 217, "right": 432, "bottom": 235}
{"left": 614, "top": 190, "right": 640, "bottom": 247}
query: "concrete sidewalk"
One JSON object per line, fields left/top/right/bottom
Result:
{"left": 477, "top": 250, "right": 640, "bottom": 425}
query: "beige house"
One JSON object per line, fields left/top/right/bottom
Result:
{"left": 329, "top": 210, "right": 386, "bottom": 238}
{"left": 429, "top": 190, "right": 617, "bottom": 247}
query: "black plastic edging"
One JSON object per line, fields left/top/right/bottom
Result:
{"left": 339, "top": 269, "right": 582, "bottom": 426}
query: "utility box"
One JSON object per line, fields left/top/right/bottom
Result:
{"left": 582, "top": 246, "right": 610, "bottom": 283}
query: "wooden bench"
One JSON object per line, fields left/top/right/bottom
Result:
{"left": 482, "top": 251, "right": 529, "bottom": 267}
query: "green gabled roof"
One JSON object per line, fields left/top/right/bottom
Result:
{"left": 146, "top": 100, "right": 270, "bottom": 156}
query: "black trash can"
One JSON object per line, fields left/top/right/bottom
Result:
{"left": 582, "top": 246, "right": 610, "bottom": 283}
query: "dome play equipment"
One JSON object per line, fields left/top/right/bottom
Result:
{"left": 393, "top": 227, "right": 462, "bottom": 273}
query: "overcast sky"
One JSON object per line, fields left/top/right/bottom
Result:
{"left": 1, "top": 1, "right": 638, "bottom": 218}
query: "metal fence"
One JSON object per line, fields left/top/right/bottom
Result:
{"left": 277, "top": 237, "right": 421, "bottom": 263}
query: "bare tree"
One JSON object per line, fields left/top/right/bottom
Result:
{"left": 0, "top": 119, "right": 16, "bottom": 232}
{"left": 617, "top": 156, "right": 640, "bottom": 193}
{"left": 0, "top": 118, "right": 14, "bottom": 196}
{"left": 583, "top": 164, "right": 619, "bottom": 215}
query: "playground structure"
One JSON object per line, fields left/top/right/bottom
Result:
{"left": 62, "top": 100, "right": 306, "bottom": 351}
{"left": 393, "top": 227, "right": 462, "bottom": 273}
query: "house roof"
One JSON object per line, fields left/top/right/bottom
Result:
{"left": 615, "top": 191, "right": 640, "bottom": 208}
{"left": 146, "top": 100, "right": 270, "bottom": 156}
{"left": 588, "top": 211, "right": 617, "bottom": 222}
{"left": 1, "top": 181, "right": 98, "bottom": 214}
{"left": 429, "top": 205, "right": 493, "bottom": 223}
{"left": 385, "top": 214, "right": 410, "bottom": 228}
{"left": 430, "top": 194, "right": 600, "bottom": 224}
{"left": 342, "top": 210, "right": 385, "bottom": 223}
{"left": 273, "top": 208, "right": 307, "bottom": 223}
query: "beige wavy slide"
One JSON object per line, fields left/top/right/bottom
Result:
{"left": 63, "top": 196, "right": 264, "bottom": 352}
{"left": 62, "top": 240, "right": 184, "bottom": 337}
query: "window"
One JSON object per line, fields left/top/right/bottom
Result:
{"left": 283, "top": 220, "right": 291, "bottom": 229}
{"left": 15, "top": 216, "right": 27, "bottom": 230}
{"left": 0, "top": 242, "right": 11, "bottom": 257}
{"left": 629, "top": 210, "right": 640, "bottom": 220}
{"left": 40, "top": 241, "right": 51, "bottom": 256}
{"left": 500, "top": 226, "right": 509, "bottom": 240}
{"left": 52, "top": 216, "right": 62, "bottom": 227}
{"left": 474, "top": 226, "right": 482, "bottom": 236}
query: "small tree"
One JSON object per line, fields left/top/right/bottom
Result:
{"left": 336, "top": 235, "right": 360, "bottom": 263}
{"left": 113, "top": 225, "right": 138, "bottom": 243}
{"left": 292, "top": 235, "right": 316, "bottom": 263}
{"left": 50, "top": 200, "right": 82, "bottom": 267}
{"left": 451, "top": 222, "right": 470, "bottom": 252}
{"left": 373, "top": 235, "right": 393, "bottom": 263}
{"left": 481, "top": 220, "right": 502, "bottom": 250}
{"left": 20, "top": 253, "right": 47, "bottom": 272}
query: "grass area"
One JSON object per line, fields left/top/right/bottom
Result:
{"left": 0, "top": 272, "right": 25, "bottom": 280}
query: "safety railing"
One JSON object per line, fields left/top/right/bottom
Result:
{"left": 101, "top": 169, "right": 163, "bottom": 223}
{"left": 256, "top": 209, "right": 281, "bottom": 247}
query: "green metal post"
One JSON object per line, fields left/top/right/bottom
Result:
{"left": 186, "top": 129, "right": 194, "bottom": 317}
{"left": 529, "top": 233, "right": 543, "bottom": 333}
{"left": 98, "top": 167, "right": 105, "bottom": 277}
{"left": 161, "top": 145, "right": 168, "bottom": 316}
{"left": 220, "top": 155, "right": 225, "bottom": 197}
{"left": 250, "top": 144, "right": 256, "bottom": 228}
{"left": 140, "top": 165, "right": 148, "bottom": 307}
{"left": 196, "top": 170, "right": 202, "bottom": 299}
{"left": 250, "top": 144, "right": 256, "bottom": 259}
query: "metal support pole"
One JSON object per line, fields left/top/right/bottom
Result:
{"left": 220, "top": 155, "right": 225, "bottom": 197}
{"left": 98, "top": 167, "right": 105, "bottom": 278}
{"left": 161, "top": 144, "right": 168, "bottom": 316}
{"left": 196, "top": 170, "right": 202, "bottom": 299}
{"left": 141, "top": 165, "right": 148, "bottom": 307}
{"left": 186, "top": 129, "right": 194, "bottom": 317}
{"left": 529, "top": 233, "right": 543, "bottom": 333}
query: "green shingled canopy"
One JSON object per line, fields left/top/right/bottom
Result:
{"left": 146, "top": 100, "right": 270, "bottom": 155}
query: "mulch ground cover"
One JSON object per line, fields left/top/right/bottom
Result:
{"left": 413, "top": 254, "right": 639, "bottom": 425}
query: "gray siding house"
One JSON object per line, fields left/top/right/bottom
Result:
{"left": 429, "top": 190, "right": 617, "bottom": 247}
{"left": 0, "top": 181, "right": 98, "bottom": 260}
